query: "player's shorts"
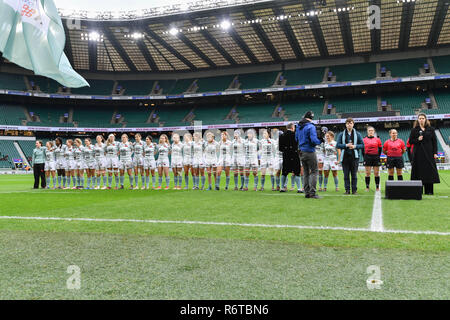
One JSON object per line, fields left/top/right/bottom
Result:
{"left": 323, "top": 158, "right": 339, "bottom": 171}
{"left": 133, "top": 157, "right": 144, "bottom": 168}
{"left": 192, "top": 157, "right": 204, "bottom": 169}
{"left": 143, "top": 157, "right": 156, "bottom": 170}
{"left": 44, "top": 161, "right": 56, "bottom": 171}
{"left": 105, "top": 157, "right": 119, "bottom": 170}
{"left": 217, "top": 157, "right": 232, "bottom": 168}
{"left": 119, "top": 159, "right": 134, "bottom": 170}
{"left": 232, "top": 156, "right": 245, "bottom": 170}
{"left": 204, "top": 158, "right": 217, "bottom": 168}
{"left": 171, "top": 157, "right": 184, "bottom": 169}
{"left": 65, "top": 160, "right": 76, "bottom": 171}
{"left": 182, "top": 156, "right": 192, "bottom": 167}
{"left": 95, "top": 158, "right": 107, "bottom": 170}
{"left": 245, "top": 158, "right": 259, "bottom": 170}
{"left": 157, "top": 158, "right": 170, "bottom": 168}
{"left": 363, "top": 154, "right": 381, "bottom": 167}
{"left": 259, "top": 158, "right": 273, "bottom": 169}
{"left": 55, "top": 159, "right": 66, "bottom": 170}
{"left": 316, "top": 154, "right": 325, "bottom": 164}
{"left": 386, "top": 157, "right": 404, "bottom": 169}
{"left": 272, "top": 157, "right": 282, "bottom": 171}
{"left": 84, "top": 160, "right": 96, "bottom": 170}
{"left": 74, "top": 160, "right": 85, "bottom": 170}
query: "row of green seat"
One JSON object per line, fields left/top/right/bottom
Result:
{"left": 2, "top": 56, "right": 448, "bottom": 95}
{"left": 0, "top": 104, "right": 26, "bottom": 125}
{"left": 440, "top": 127, "right": 450, "bottom": 146}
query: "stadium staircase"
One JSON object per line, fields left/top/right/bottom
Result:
{"left": 13, "top": 141, "right": 30, "bottom": 167}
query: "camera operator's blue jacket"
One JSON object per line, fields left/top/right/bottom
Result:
{"left": 295, "top": 119, "right": 322, "bottom": 153}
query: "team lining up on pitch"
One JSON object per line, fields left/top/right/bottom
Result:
{"left": 31, "top": 123, "right": 414, "bottom": 193}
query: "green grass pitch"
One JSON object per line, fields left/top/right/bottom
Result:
{"left": 0, "top": 171, "right": 448, "bottom": 299}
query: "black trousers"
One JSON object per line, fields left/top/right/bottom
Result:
{"left": 33, "top": 163, "right": 46, "bottom": 189}
{"left": 342, "top": 157, "right": 359, "bottom": 192}
{"left": 423, "top": 184, "right": 434, "bottom": 195}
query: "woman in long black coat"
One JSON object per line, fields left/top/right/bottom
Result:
{"left": 408, "top": 113, "right": 440, "bottom": 195}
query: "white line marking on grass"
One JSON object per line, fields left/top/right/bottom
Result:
{"left": 0, "top": 216, "right": 448, "bottom": 236}
{"left": 370, "top": 191, "right": 384, "bottom": 232}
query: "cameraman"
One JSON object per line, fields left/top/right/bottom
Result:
{"left": 295, "top": 111, "right": 322, "bottom": 199}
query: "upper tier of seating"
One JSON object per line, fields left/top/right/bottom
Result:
{"left": 2, "top": 56, "right": 449, "bottom": 96}
{"left": 440, "top": 127, "right": 450, "bottom": 146}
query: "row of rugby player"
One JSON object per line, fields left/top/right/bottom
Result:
{"left": 38, "top": 129, "right": 341, "bottom": 191}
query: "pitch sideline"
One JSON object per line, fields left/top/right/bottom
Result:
{"left": 0, "top": 215, "right": 448, "bottom": 236}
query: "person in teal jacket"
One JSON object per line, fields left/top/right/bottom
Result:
{"left": 32, "top": 140, "right": 46, "bottom": 189}
{"left": 336, "top": 118, "right": 364, "bottom": 195}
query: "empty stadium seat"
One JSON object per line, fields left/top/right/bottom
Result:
{"left": 193, "top": 105, "right": 235, "bottom": 125}
{"left": 118, "top": 80, "right": 155, "bottom": 96}
{"left": 0, "top": 104, "right": 27, "bottom": 125}
{"left": 331, "top": 96, "right": 378, "bottom": 114}
{"left": 0, "top": 73, "right": 27, "bottom": 91}
{"left": 70, "top": 80, "right": 114, "bottom": 96}
{"left": 382, "top": 92, "right": 429, "bottom": 115}
{"left": 28, "top": 75, "right": 60, "bottom": 93}
{"left": 381, "top": 58, "right": 427, "bottom": 78}
{"left": 72, "top": 106, "right": 114, "bottom": 127}
{"left": 238, "top": 71, "right": 279, "bottom": 90}
{"left": 283, "top": 67, "right": 325, "bottom": 86}
{"left": 195, "top": 75, "right": 235, "bottom": 93}
{"left": 330, "top": 63, "right": 376, "bottom": 82}
{"left": 432, "top": 55, "right": 450, "bottom": 74}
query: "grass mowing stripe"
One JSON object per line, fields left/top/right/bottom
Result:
{"left": 370, "top": 191, "right": 384, "bottom": 232}
{"left": 1, "top": 215, "right": 449, "bottom": 236}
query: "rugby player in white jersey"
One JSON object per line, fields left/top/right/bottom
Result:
{"left": 94, "top": 135, "right": 107, "bottom": 190}
{"left": 171, "top": 133, "right": 184, "bottom": 190}
{"left": 73, "top": 138, "right": 85, "bottom": 189}
{"left": 192, "top": 132, "right": 205, "bottom": 190}
{"left": 82, "top": 138, "right": 96, "bottom": 189}
{"left": 156, "top": 134, "right": 171, "bottom": 190}
{"left": 63, "top": 139, "right": 76, "bottom": 189}
{"left": 271, "top": 129, "right": 283, "bottom": 191}
{"left": 217, "top": 131, "right": 233, "bottom": 190}
{"left": 231, "top": 130, "right": 245, "bottom": 190}
{"left": 118, "top": 134, "right": 134, "bottom": 190}
{"left": 44, "top": 141, "right": 57, "bottom": 189}
{"left": 258, "top": 129, "right": 275, "bottom": 191}
{"left": 182, "top": 133, "right": 193, "bottom": 190}
{"left": 54, "top": 137, "right": 67, "bottom": 189}
{"left": 316, "top": 141, "right": 325, "bottom": 192}
{"left": 244, "top": 129, "right": 259, "bottom": 191}
{"left": 132, "top": 134, "right": 145, "bottom": 190}
{"left": 323, "top": 131, "right": 340, "bottom": 192}
{"left": 143, "top": 136, "right": 157, "bottom": 189}
{"left": 204, "top": 132, "right": 219, "bottom": 191}
{"left": 105, "top": 134, "right": 120, "bottom": 190}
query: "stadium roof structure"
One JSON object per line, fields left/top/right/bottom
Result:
{"left": 1, "top": 0, "right": 449, "bottom": 73}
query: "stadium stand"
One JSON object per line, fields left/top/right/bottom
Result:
{"left": 237, "top": 71, "right": 279, "bottom": 89}
{"left": 0, "top": 73, "right": 26, "bottom": 91}
{"left": 168, "top": 79, "right": 195, "bottom": 95}
{"left": 115, "top": 106, "right": 155, "bottom": 127}
{"left": 382, "top": 91, "right": 430, "bottom": 115}
{"left": 0, "top": 104, "right": 26, "bottom": 125}
{"left": 432, "top": 55, "right": 450, "bottom": 74}
{"left": 329, "top": 63, "right": 376, "bottom": 82}
{"left": 282, "top": 100, "right": 328, "bottom": 122}
{"left": 28, "top": 75, "right": 60, "bottom": 93}
{"left": 72, "top": 106, "right": 114, "bottom": 127}
{"left": 0, "top": 140, "right": 20, "bottom": 167}
{"left": 153, "top": 105, "right": 190, "bottom": 127}
{"left": 195, "top": 75, "right": 235, "bottom": 93}
{"left": 283, "top": 67, "right": 325, "bottom": 86}
{"left": 16, "top": 140, "right": 35, "bottom": 161}
{"left": 118, "top": 80, "right": 155, "bottom": 96}
{"left": 26, "top": 104, "right": 70, "bottom": 126}
{"left": 440, "top": 127, "right": 450, "bottom": 146}
{"left": 235, "top": 103, "right": 280, "bottom": 123}
{"left": 381, "top": 58, "right": 428, "bottom": 78}
{"left": 434, "top": 89, "right": 450, "bottom": 112}
{"left": 154, "top": 80, "right": 177, "bottom": 95}
{"left": 192, "top": 105, "right": 235, "bottom": 125}
{"left": 331, "top": 95, "right": 378, "bottom": 114}
{"left": 70, "top": 80, "right": 114, "bottom": 96}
